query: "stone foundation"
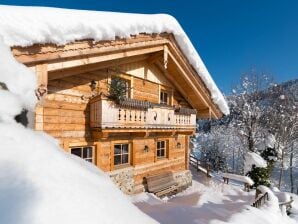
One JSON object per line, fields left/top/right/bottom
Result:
{"left": 173, "top": 170, "right": 192, "bottom": 191}
{"left": 109, "top": 167, "right": 134, "bottom": 194}
{"left": 109, "top": 167, "right": 192, "bottom": 195}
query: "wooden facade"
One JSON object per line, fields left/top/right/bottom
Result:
{"left": 12, "top": 33, "right": 223, "bottom": 194}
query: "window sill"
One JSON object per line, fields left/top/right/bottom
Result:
{"left": 156, "top": 157, "right": 168, "bottom": 161}
{"left": 108, "top": 165, "right": 133, "bottom": 175}
{"left": 113, "top": 163, "right": 131, "bottom": 170}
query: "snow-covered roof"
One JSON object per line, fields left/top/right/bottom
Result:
{"left": 0, "top": 5, "right": 229, "bottom": 115}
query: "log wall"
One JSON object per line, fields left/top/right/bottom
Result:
{"left": 94, "top": 135, "right": 186, "bottom": 172}
{"left": 34, "top": 60, "right": 191, "bottom": 186}
{"left": 40, "top": 60, "right": 191, "bottom": 146}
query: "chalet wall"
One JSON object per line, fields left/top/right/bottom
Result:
{"left": 95, "top": 135, "right": 186, "bottom": 172}
{"left": 133, "top": 78, "right": 159, "bottom": 103}
{"left": 133, "top": 138, "right": 156, "bottom": 165}
{"left": 118, "top": 61, "right": 170, "bottom": 86}
{"left": 171, "top": 135, "right": 187, "bottom": 159}
{"left": 96, "top": 141, "right": 111, "bottom": 172}
{"left": 33, "top": 59, "right": 193, "bottom": 194}
{"left": 42, "top": 72, "right": 108, "bottom": 145}
{"left": 173, "top": 90, "right": 191, "bottom": 109}
{"left": 40, "top": 60, "right": 192, "bottom": 146}
{"left": 99, "top": 136, "right": 188, "bottom": 194}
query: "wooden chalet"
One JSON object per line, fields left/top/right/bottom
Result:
{"left": 12, "top": 33, "right": 224, "bottom": 194}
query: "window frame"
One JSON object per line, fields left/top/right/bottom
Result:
{"left": 160, "top": 91, "right": 169, "bottom": 105}
{"left": 156, "top": 140, "right": 167, "bottom": 159}
{"left": 110, "top": 76, "right": 131, "bottom": 99}
{"left": 113, "top": 143, "right": 131, "bottom": 167}
{"left": 70, "top": 146, "right": 95, "bottom": 164}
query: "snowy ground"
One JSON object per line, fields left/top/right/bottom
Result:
{"left": 131, "top": 169, "right": 298, "bottom": 224}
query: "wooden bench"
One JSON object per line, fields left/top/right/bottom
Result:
{"left": 222, "top": 173, "right": 254, "bottom": 192}
{"left": 146, "top": 171, "right": 179, "bottom": 198}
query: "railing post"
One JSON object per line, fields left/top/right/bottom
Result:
{"left": 207, "top": 163, "right": 210, "bottom": 178}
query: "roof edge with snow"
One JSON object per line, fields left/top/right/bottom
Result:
{"left": 0, "top": 5, "right": 229, "bottom": 116}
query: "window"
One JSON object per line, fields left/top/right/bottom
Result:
{"left": 160, "top": 91, "right": 169, "bottom": 105}
{"left": 157, "top": 141, "right": 166, "bottom": 158}
{"left": 71, "top": 146, "right": 94, "bottom": 163}
{"left": 114, "top": 143, "right": 130, "bottom": 166}
{"left": 110, "top": 77, "right": 130, "bottom": 99}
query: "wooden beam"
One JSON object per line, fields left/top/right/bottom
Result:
{"left": 167, "top": 52, "right": 210, "bottom": 107}
{"left": 35, "top": 105, "right": 44, "bottom": 131}
{"left": 197, "top": 108, "right": 212, "bottom": 119}
{"left": 185, "top": 135, "right": 190, "bottom": 170}
{"left": 167, "top": 51, "right": 221, "bottom": 119}
{"left": 92, "top": 128, "right": 195, "bottom": 134}
{"left": 48, "top": 54, "right": 149, "bottom": 80}
{"left": 166, "top": 37, "right": 223, "bottom": 118}
{"left": 13, "top": 36, "right": 170, "bottom": 64}
{"left": 92, "top": 131, "right": 109, "bottom": 140}
{"left": 154, "top": 61, "right": 199, "bottom": 110}
{"left": 147, "top": 51, "right": 163, "bottom": 65}
{"left": 156, "top": 55, "right": 220, "bottom": 119}
{"left": 35, "top": 63, "right": 48, "bottom": 86}
{"left": 163, "top": 45, "right": 168, "bottom": 69}
{"left": 47, "top": 45, "right": 164, "bottom": 72}
{"left": 35, "top": 63, "right": 48, "bottom": 100}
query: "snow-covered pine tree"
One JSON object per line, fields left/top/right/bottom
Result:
{"left": 263, "top": 81, "right": 298, "bottom": 190}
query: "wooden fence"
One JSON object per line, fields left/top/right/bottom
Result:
{"left": 189, "top": 155, "right": 212, "bottom": 178}
{"left": 252, "top": 192, "right": 269, "bottom": 208}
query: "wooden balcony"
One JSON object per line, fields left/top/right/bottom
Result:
{"left": 90, "top": 97, "right": 196, "bottom": 131}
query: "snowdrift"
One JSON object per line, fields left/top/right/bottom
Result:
{"left": 244, "top": 152, "right": 267, "bottom": 173}
{"left": 0, "top": 38, "right": 156, "bottom": 224}
{"left": 0, "top": 124, "right": 157, "bottom": 224}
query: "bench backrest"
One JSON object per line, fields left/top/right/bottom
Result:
{"left": 146, "top": 171, "right": 176, "bottom": 193}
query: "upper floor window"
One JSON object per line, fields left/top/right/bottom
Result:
{"left": 71, "top": 146, "right": 94, "bottom": 163}
{"left": 114, "top": 143, "right": 130, "bottom": 166}
{"left": 110, "top": 77, "right": 131, "bottom": 102}
{"left": 160, "top": 91, "right": 169, "bottom": 105}
{"left": 157, "top": 140, "right": 166, "bottom": 159}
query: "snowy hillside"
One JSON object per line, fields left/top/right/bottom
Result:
{"left": 194, "top": 77, "right": 298, "bottom": 192}
{"left": 132, "top": 171, "right": 298, "bottom": 224}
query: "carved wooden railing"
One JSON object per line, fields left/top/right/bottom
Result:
{"left": 90, "top": 98, "right": 196, "bottom": 129}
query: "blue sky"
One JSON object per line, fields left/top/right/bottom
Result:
{"left": 1, "top": 0, "right": 297, "bottom": 94}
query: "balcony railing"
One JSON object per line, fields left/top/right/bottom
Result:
{"left": 90, "top": 98, "right": 196, "bottom": 130}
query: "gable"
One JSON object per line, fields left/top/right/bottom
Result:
{"left": 12, "top": 34, "right": 223, "bottom": 118}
